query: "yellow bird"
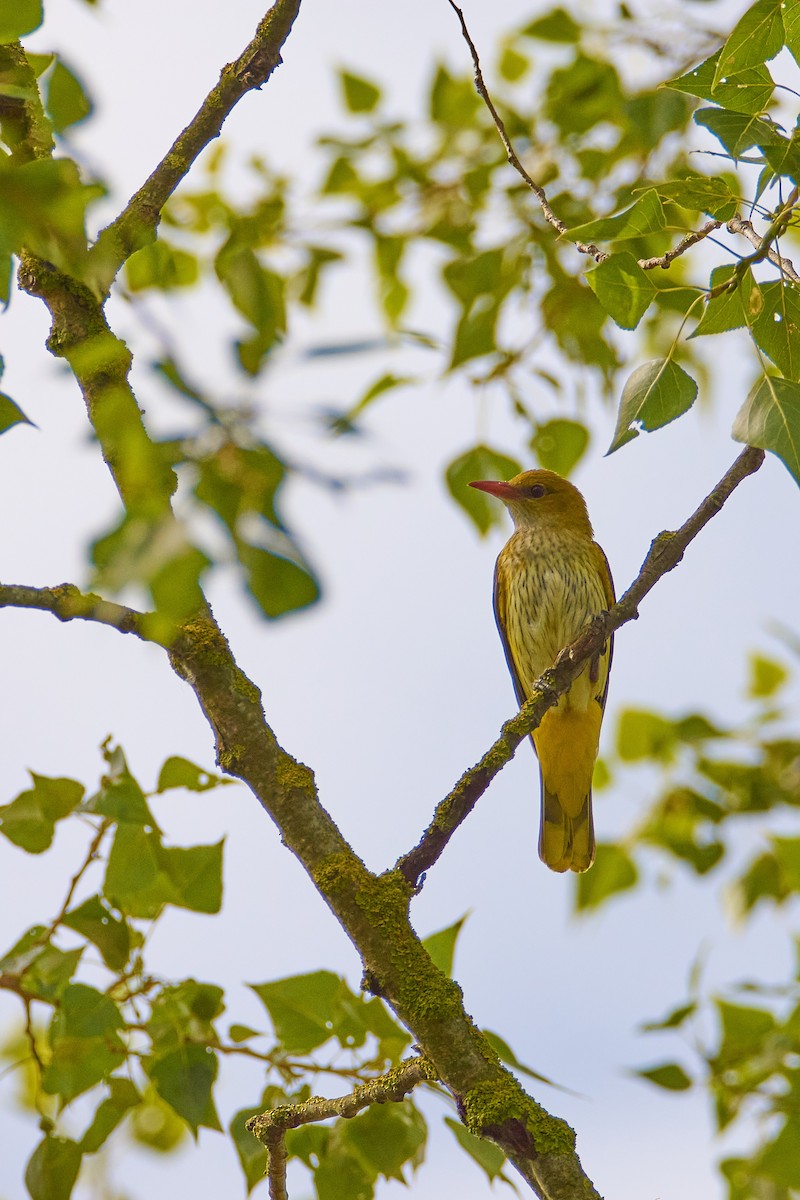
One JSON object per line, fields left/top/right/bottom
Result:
{"left": 469, "top": 469, "right": 614, "bottom": 873}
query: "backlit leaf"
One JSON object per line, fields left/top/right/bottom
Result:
{"left": 608, "top": 359, "right": 698, "bottom": 452}
{"left": 732, "top": 376, "right": 800, "bottom": 485}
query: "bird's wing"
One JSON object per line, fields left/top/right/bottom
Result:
{"left": 492, "top": 553, "right": 528, "bottom": 710}
{"left": 592, "top": 541, "right": 615, "bottom": 712}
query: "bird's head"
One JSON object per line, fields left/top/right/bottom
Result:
{"left": 469, "top": 469, "right": 593, "bottom": 535}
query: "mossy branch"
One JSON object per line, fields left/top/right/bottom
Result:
{"left": 247, "top": 1057, "right": 436, "bottom": 1199}
{"left": 0, "top": 581, "right": 161, "bottom": 640}
{"left": 396, "top": 444, "right": 765, "bottom": 888}
{"left": 89, "top": 0, "right": 302, "bottom": 286}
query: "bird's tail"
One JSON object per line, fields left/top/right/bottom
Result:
{"left": 538, "top": 771, "right": 595, "bottom": 874}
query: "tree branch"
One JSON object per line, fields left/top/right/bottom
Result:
{"left": 89, "top": 0, "right": 302, "bottom": 286}
{"left": 396, "top": 444, "right": 765, "bottom": 889}
{"left": 727, "top": 213, "right": 800, "bottom": 286}
{"left": 0, "top": 582, "right": 162, "bottom": 641}
{"left": 247, "top": 1058, "right": 437, "bottom": 1200}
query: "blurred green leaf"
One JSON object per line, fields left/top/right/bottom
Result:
{"left": 25, "top": 1136, "right": 81, "bottom": 1200}
{"left": 608, "top": 359, "right": 698, "bottom": 452}
{"left": 0, "top": 0, "right": 42, "bottom": 41}
{"left": 0, "top": 157, "right": 102, "bottom": 273}
{"left": 339, "top": 70, "right": 381, "bottom": 113}
{"left": 545, "top": 55, "right": 623, "bottom": 134}
{"left": 83, "top": 744, "right": 156, "bottom": 826}
{"left": 0, "top": 773, "right": 84, "bottom": 853}
{"left": 0, "top": 392, "right": 35, "bottom": 434}
{"left": 446, "top": 444, "right": 522, "bottom": 535}
{"left": 635, "top": 1062, "right": 692, "bottom": 1091}
{"left": 748, "top": 653, "right": 788, "bottom": 699}
{"left": 44, "top": 59, "right": 93, "bottom": 133}
{"left": 339, "top": 1101, "right": 426, "bottom": 1184}
{"left": 156, "top": 756, "right": 229, "bottom": 793}
{"left": 585, "top": 251, "right": 655, "bottom": 329}
{"left": 754, "top": 1117, "right": 800, "bottom": 1186}
{"left": 483, "top": 1030, "right": 561, "bottom": 1087}
{"left": 575, "top": 844, "right": 638, "bottom": 912}
{"left": 126, "top": 240, "right": 199, "bottom": 291}
{"left": 616, "top": 709, "right": 677, "bottom": 762}
{"left": 79, "top": 1078, "right": 140, "bottom": 1154}
{"left": 531, "top": 419, "right": 589, "bottom": 476}
{"left": 732, "top": 376, "right": 800, "bottom": 486}
{"left": 521, "top": 7, "right": 580, "bottom": 42}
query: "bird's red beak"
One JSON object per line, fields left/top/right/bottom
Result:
{"left": 469, "top": 480, "right": 519, "bottom": 500}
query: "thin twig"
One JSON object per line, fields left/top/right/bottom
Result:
{"left": 0, "top": 582, "right": 163, "bottom": 642}
{"left": 396, "top": 445, "right": 765, "bottom": 888}
{"left": 638, "top": 220, "right": 724, "bottom": 270}
{"left": 41, "top": 821, "right": 110, "bottom": 945}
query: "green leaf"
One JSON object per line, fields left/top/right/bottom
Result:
{"left": 608, "top": 359, "right": 698, "bottom": 452}
{"left": 694, "top": 107, "right": 782, "bottom": 157}
{"left": 545, "top": 55, "right": 623, "bottom": 135}
{"left": 616, "top": 708, "right": 678, "bottom": 762}
{"left": 83, "top": 744, "right": 157, "bottom": 825}
{"left": 755, "top": 1117, "right": 800, "bottom": 1186}
{"left": 483, "top": 1030, "right": 560, "bottom": 1087}
{"left": 422, "top": 914, "right": 468, "bottom": 977}
{"left": 635, "top": 1062, "right": 692, "bottom": 1091}
{"left": 0, "top": 0, "right": 42, "bottom": 41}
{"left": 565, "top": 190, "right": 665, "bottom": 244}
{"left": 497, "top": 46, "right": 529, "bottom": 83}
{"left": 0, "top": 773, "right": 84, "bottom": 853}
{"left": 126, "top": 241, "right": 199, "bottom": 291}
{"left": 129, "top": 1090, "right": 187, "bottom": 1152}
{"left": 230, "top": 1105, "right": 268, "bottom": 1193}
{"left": 654, "top": 173, "right": 739, "bottom": 221}
{"left": 0, "top": 392, "right": 35, "bottom": 434}
{"left": 689, "top": 266, "right": 757, "bottom": 337}
{"left": 732, "top": 376, "right": 800, "bottom": 485}
{"left": 445, "top": 444, "right": 522, "bottom": 535}
{"left": 44, "top": 59, "right": 93, "bottom": 133}
{"left": 713, "top": 0, "right": 785, "bottom": 86}
{"left": 238, "top": 540, "right": 320, "bottom": 619}
{"left": 750, "top": 281, "right": 800, "bottom": 380}
{"left": 748, "top": 653, "right": 788, "bottom": 699}
{"left": 249, "top": 971, "right": 344, "bottom": 1054}
{"left": 44, "top": 984, "right": 126, "bottom": 1102}
{"left": 444, "top": 1117, "right": 506, "bottom": 1181}
{"left": 147, "top": 981, "right": 225, "bottom": 1055}
{"left": 79, "top": 1078, "right": 140, "bottom": 1153}
{"left": 429, "top": 63, "right": 481, "bottom": 127}
{"left": 531, "top": 419, "right": 589, "bottom": 476}
{"left": 520, "top": 7, "right": 580, "bottom": 42}
{"left": 339, "top": 70, "right": 381, "bottom": 113}
{"left": 575, "top": 844, "right": 638, "bottom": 912}
{"left": 62, "top": 895, "right": 130, "bottom": 971}
{"left": 156, "top": 756, "right": 229, "bottom": 793}
{"left": 585, "top": 251, "right": 655, "bottom": 329}
{"left": 785, "top": 3, "right": 800, "bottom": 66}
{"left": 0, "top": 157, "right": 102, "bottom": 273}
{"left": 104, "top": 824, "right": 223, "bottom": 918}
{"left": 667, "top": 50, "right": 774, "bottom": 115}
{"left": 148, "top": 1045, "right": 221, "bottom": 1134}
{"left": 340, "top": 1101, "right": 427, "bottom": 1184}
{"left": 449, "top": 299, "right": 500, "bottom": 367}
{"left": 716, "top": 998, "right": 775, "bottom": 1056}
{"left": 640, "top": 1002, "right": 697, "bottom": 1032}
{"left": 25, "top": 1136, "right": 81, "bottom": 1200}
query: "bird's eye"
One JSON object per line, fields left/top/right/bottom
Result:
{"left": 527, "top": 484, "right": 546, "bottom": 499}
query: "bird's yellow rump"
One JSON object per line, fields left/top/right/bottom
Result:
{"left": 469, "top": 469, "right": 614, "bottom": 873}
